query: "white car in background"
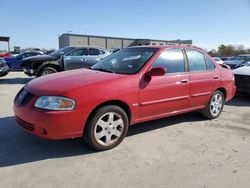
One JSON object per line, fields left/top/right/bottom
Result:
{"left": 233, "top": 62, "right": 250, "bottom": 94}
{"left": 213, "top": 57, "right": 224, "bottom": 64}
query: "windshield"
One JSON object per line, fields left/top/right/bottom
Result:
{"left": 50, "top": 46, "right": 76, "bottom": 57}
{"left": 91, "top": 47, "right": 158, "bottom": 74}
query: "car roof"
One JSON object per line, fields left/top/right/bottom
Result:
{"left": 127, "top": 45, "right": 202, "bottom": 51}
{"left": 22, "top": 51, "right": 43, "bottom": 54}
{"left": 70, "top": 46, "right": 108, "bottom": 51}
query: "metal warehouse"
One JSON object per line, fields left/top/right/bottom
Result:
{"left": 59, "top": 33, "right": 192, "bottom": 49}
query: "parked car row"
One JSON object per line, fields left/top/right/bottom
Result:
{"left": 22, "top": 46, "right": 111, "bottom": 76}
{"left": 213, "top": 54, "right": 250, "bottom": 69}
{"left": 224, "top": 54, "right": 250, "bottom": 69}
{"left": 0, "top": 46, "right": 112, "bottom": 77}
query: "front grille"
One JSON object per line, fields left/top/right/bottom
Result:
{"left": 16, "top": 116, "right": 35, "bottom": 132}
{"left": 15, "top": 89, "right": 34, "bottom": 106}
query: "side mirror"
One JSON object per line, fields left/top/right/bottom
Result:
{"left": 145, "top": 67, "right": 166, "bottom": 77}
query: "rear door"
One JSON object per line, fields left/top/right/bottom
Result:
{"left": 64, "top": 48, "right": 89, "bottom": 70}
{"left": 185, "top": 49, "right": 220, "bottom": 108}
{"left": 139, "top": 48, "right": 190, "bottom": 120}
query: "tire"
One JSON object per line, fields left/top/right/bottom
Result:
{"left": 85, "top": 105, "right": 129, "bottom": 151}
{"left": 39, "top": 67, "right": 57, "bottom": 76}
{"left": 202, "top": 90, "right": 225, "bottom": 119}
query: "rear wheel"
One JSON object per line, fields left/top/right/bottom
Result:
{"left": 202, "top": 90, "right": 225, "bottom": 119}
{"left": 85, "top": 105, "right": 129, "bottom": 151}
{"left": 39, "top": 67, "right": 57, "bottom": 76}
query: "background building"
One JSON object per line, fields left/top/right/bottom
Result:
{"left": 59, "top": 33, "right": 192, "bottom": 49}
{"left": 0, "top": 36, "right": 10, "bottom": 52}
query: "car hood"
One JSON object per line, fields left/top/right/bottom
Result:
{"left": 25, "top": 69, "right": 127, "bottom": 95}
{"left": 233, "top": 66, "right": 250, "bottom": 76}
{"left": 224, "top": 60, "right": 244, "bottom": 65}
{"left": 23, "top": 54, "right": 59, "bottom": 61}
{"left": 4, "top": 56, "right": 16, "bottom": 62}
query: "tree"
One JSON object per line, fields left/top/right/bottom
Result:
{"left": 218, "top": 45, "right": 236, "bottom": 56}
{"left": 208, "top": 49, "right": 218, "bottom": 57}
{"left": 209, "top": 44, "right": 250, "bottom": 57}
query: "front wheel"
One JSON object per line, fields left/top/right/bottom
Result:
{"left": 85, "top": 105, "right": 129, "bottom": 151}
{"left": 39, "top": 67, "right": 57, "bottom": 76}
{"left": 202, "top": 90, "right": 225, "bottom": 119}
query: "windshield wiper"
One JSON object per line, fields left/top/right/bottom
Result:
{"left": 90, "top": 67, "right": 115, "bottom": 73}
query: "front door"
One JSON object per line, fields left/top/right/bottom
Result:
{"left": 139, "top": 48, "right": 190, "bottom": 120}
{"left": 64, "top": 48, "right": 89, "bottom": 70}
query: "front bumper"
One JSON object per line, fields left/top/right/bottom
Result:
{"left": 13, "top": 89, "right": 88, "bottom": 139}
{"left": 23, "top": 68, "right": 35, "bottom": 75}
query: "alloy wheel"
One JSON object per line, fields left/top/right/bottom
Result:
{"left": 94, "top": 112, "right": 124, "bottom": 146}
{"left": 210, "top": 93, "right": 223, "bottom": 117}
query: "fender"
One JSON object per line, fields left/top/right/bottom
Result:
{"left": 36, "top": 59, "right": 63, "bottom": 76}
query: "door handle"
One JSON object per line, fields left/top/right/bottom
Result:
{"left": 213, "top": 76, "right": 219, "bottom": 79}
{"left": 181, "top": 79, "right": 189, "bottom": 83}
{"left": 80, "top": 58, "right": 87, "bottom": 62}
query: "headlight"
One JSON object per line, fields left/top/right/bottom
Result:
{"left": 34, "top": 96, "right": 76, "bottom": 110}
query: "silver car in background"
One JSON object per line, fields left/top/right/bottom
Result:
{"left": 63, "top": 47, "right": 111, "bottom": 70}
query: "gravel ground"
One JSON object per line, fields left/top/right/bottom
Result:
{"left": 0, "top": 72, "right": 250, "bottom": 188}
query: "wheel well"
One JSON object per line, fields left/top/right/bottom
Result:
{"left": 37, "top": 64, "right": 61, "bottom": 75}
{"left": 42, "top": 64, "right": 61, "bottom": 72}
{"left": 216, "top": 88, "right": 227, "bottom": 99}
{"left": 84, "top": 100, "right": 131, "bottom": 134}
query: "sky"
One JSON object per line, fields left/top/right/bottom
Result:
{"left": 1, "top": 0, "right": 250, "bottom": 51}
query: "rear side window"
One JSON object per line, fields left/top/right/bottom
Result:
{"left": 66, "top": 48, "right": 88, "bottom": 56}
{"left": 205, "top": 56, "right": 216, "bottom": 70}
{"left": 89, "top": 48, "right": 101, "bottom": 55}
{"left": 153, "top": 48, "right": 185, "bottom": 74}
{"left": 21, "top": 53, "right": 33, "bottom": 59}
{"left": 186, "top": 50, "right": 207, "bottom": 71}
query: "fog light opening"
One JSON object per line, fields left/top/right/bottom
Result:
{"left": 41, "top": 128, "right": 47, "bottom": 135}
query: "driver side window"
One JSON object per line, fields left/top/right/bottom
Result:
{"left": 66, "top": 49, "right": 88, "bottom": 56}
{"left": 153, "top": 48, "right": 185, "bottom": 74}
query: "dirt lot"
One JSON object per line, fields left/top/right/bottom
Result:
{"left": 0, "top": 72, "right": 250, "bottom": 188}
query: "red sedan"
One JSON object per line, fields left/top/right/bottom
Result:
{"left": 14, "top": 46, "right": 236, "bottom": 150}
